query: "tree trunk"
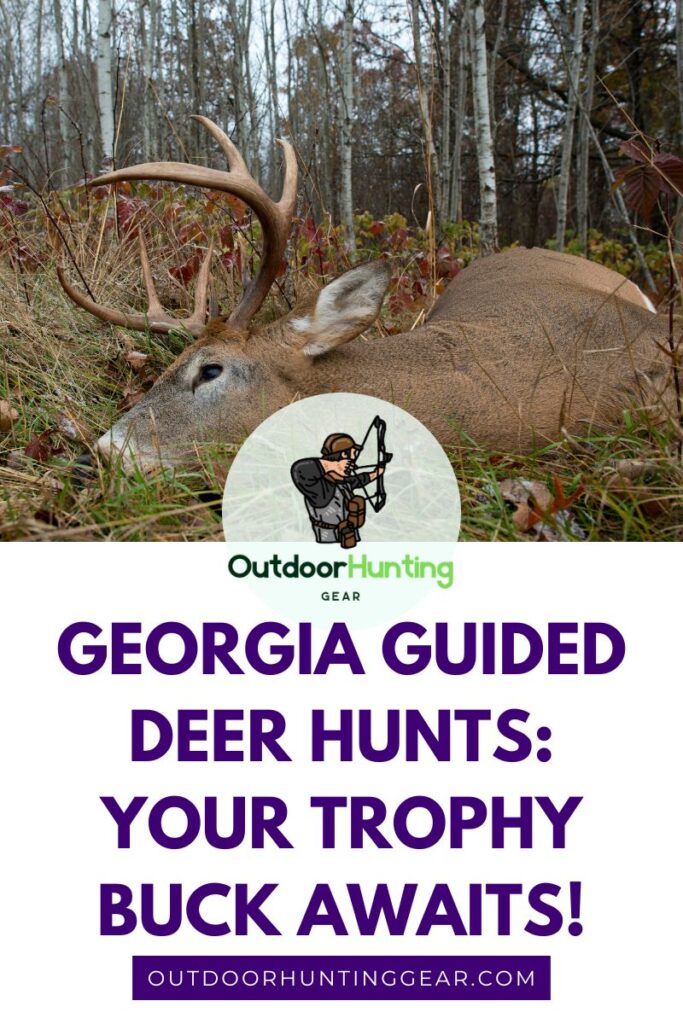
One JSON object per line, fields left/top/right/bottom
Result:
{"left": 96, "top": 0, "right": 115, "bottom": 168}
{"left": 450, "top": 6, "right": 469, "bottom": 224}
{"left": 556, "top": 0, "right": 585, "bottom": 250}
{"left": 340, "top": 0, "right": 355, "bottom": 253}
{"left": 34, "top": 0, "right": 44, "bottom": 144}
{"left": 576, "top": 0, "right": 599, "bottom": 253}
{"left": 469, "top": 0, "right": 498, "bottom": 254}
{"left": 315, "top": 0, "right": 333, "bottom": 218}
{"left": 140, "top": 0, "right": 152, "bottom": 157}
{"left": 52, "top": 0, "right": 70, "bottom": 181}
{"left": 410, "top": 0, "right": 442, "bottom": 230}
{"left": 678, "top": 0, "right": 683, "bottom": 151}
{"left": 440, "top": 0, "right": 452, "bottom": 224}
{"left": 488, "top": 0, "right": 507, "bottom": 146}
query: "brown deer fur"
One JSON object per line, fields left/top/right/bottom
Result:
{"left": 92, "top": 247, "right": 669, "bottom": 471}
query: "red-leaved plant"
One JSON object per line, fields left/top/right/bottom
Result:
{"left": 615, "top": 135, "right": 683, "bottom": 448}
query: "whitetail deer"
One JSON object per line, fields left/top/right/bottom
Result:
{"left": 58, "top": 116, "right": 670, "bottom": 473}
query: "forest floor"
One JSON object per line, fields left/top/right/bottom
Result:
{"left": 1, "top": 251, "right": 682, "bottom": 543}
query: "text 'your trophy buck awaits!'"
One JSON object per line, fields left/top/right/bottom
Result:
{"left": 58, "top": 116, "right": 674, "bottom": 474}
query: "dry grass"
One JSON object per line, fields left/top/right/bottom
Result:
{"left": 1, "top": 215, "right": 682, "bottom": 541}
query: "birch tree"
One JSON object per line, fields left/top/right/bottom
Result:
{"left": 576, "top": 0, "right": 599, "bottom": 252}
{"left": 555, "top": 0, "right": 585, "bottom": 250}
{"left": 340, "top": 0, "right": 355, "bottom": 252}
{"left": 450, "top": 4, "right": 469, "bottom": 223}
{"left": 469, "top": 0, "right": 498, "bottom": 254}
{"left": 96, "top": 0, "right": 115, "bottom": 168}
{"left": 52, "top": 0, "right": 70, "bottom": 179}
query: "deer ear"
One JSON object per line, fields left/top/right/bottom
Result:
{"left": 288, "top": 262, "right": 391, "bottom": 356}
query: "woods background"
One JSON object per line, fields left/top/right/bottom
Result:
{"left": 1, "top": 0, "right": 681, "bottom": 265}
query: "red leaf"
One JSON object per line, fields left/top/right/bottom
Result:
{"left": 25, "top": 428, "right": 64, "bottom": 463}
{"left": 368, "top": 220, "right": 385, "bottom": 236}
{"left": 0, "top": 193, "right": 29, "bottom": 215}
{"left": 116, "top": 198, "right": 141, "bottom": 229}
{"left": 615, "top": 164, "right": 662, "bottom": 222}
{"left": 653, "top": 153, "right": 683, "bottom": 197}
{"left": 169, "top": 252, "right": 202, "bottom": 286}
{"left": 619, "top": 135, "right": 657, "bottom": 164}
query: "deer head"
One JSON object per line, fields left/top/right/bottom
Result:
{"left": 59, "top": 117, "right": 390, "bottom": 472}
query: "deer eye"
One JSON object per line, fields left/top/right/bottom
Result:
{"left": 199, "top": 363, "right": 223, "bottom": 382}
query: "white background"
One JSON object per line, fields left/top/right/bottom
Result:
{"left": 1, "top": 544, "right": 681, "bottom": 1023}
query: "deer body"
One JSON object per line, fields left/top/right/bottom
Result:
{"left": 58, "top": 119, "right": 668, "bottom": 470}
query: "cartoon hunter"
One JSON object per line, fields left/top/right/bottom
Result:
{"left": 290, "top": 415, "right": 392, "bottom": 548}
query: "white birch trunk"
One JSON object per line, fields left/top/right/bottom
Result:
{"left": 340, "top": 0, "right": 355, "bottom": 252}
{"left": 140, "top": 0, "right": 153, "bottom": 157}
{"left": 556, "top": 0, "right": 585, "bottom": 250}
{"left": 576, "top": 0, "right": 599, "bottom": 252}
{"left": 52, "top": 0, "right": 70, "bottom": 179}
{"left": 469, "top": 0, "right": 498, "bottom": 254}
{"left": 450, "top": 8, "right": 469, "bottom": 223}
{"left": 96, "top": 0, "right": 115, "bottom": 168}
{"left": 34, "top": 0, "right": 43, "bottom": 133}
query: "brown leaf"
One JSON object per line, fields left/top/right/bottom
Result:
{"left": 612, "top": 459, "right": 657, "bottom": 484}
{"left": 499, "top": 477, "right": 585, "bottom": 540}
{"left": 124, "top": 350, "right": 149, "bottom": 372}
{"left": 0, "top": 398, "right": 19, "bottom": 433}
{"left": 24, "top": 428, "right": 64, "bottom": 463}
{"left": 119, "top": 386, "right": 147, "bottom": 411}
{"left": 115, "top": 330, "right": 137, "bottom": 352}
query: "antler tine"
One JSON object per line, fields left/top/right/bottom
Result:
{"left": 138, "top": 232, "right": 166, "bottom": 320}
{"left": 275, "top": 137, "right": 298, "bottom": 219}
{"left": 57, "top": 118, "right": 298, "bottom": 335}
{"left": 139, "top": 232, "right": 213, "bottom": 335}
{"left": 56, "top": 237, "right": 213, "bottom": 339}
{"left": 191, "top": 114, "right": 250, "bottom": 176}
{"left": 90, "top": 116, "right": 299, "bottom": 328}
{"left": 188, "top": 242, "right": 214, "bottom": 332}
{"left": 56, "top": 263, "right": 170, "bottom": 335}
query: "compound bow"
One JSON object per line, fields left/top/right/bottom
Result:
{"left": 352, "top": 414, "right": 393, "bottom": 513}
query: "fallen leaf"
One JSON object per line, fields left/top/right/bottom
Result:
{"left": 24, "top": 428, "right": 65, "bottom": 463}
{"left": 124, "top": 350, "right": 149, "bottom": 371}
{"left": 499, "top": 477, "right": 585, "bottom": 540}
{"left": 0, "top": 399, "right": 19, "bottom": 432}
{"left": 115, "top": 331, "right": 137, "bottom": 352}
{"left": 119, "top": 386, "right": 147, "bottom": 411}
{"left": 611, "top": 459, "right": 657, "bottom": 484}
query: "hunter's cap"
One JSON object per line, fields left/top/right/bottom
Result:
{"left": 321, "top": 433, "right": 358, "bottom": 456}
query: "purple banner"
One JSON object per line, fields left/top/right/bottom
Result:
{"left": 132, "top": 955, "right": 550, "bottom": 1000}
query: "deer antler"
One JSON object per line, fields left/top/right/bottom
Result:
{"left": 58, "top": 117, "right": 298, "bottom": 336}
{"left": 57, "top": 235, "right": 213, "bottom": 337}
